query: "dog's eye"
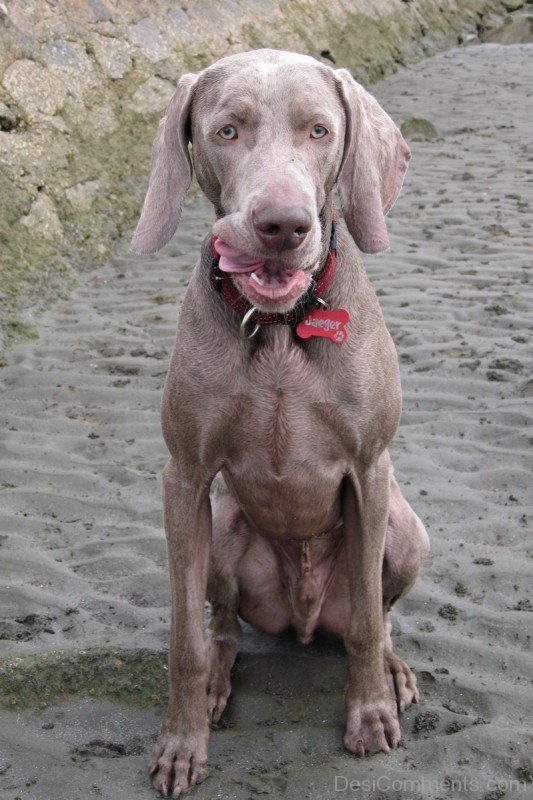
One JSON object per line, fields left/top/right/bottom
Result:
{"left": 217, "top": 125, "right": 238, "bottom": 140}
{"left": 310, "top": 124, "right": 328, "bottom": 139}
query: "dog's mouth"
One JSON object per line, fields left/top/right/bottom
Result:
{"left": 235, "top": 261, "right": 307, "bottom": 301}
{"left": 214, "top": 238, "right": 310, "bottom": 303}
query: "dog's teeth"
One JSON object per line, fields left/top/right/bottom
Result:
{"left": 250, "top": 271, "right": 264, "bottom": 286}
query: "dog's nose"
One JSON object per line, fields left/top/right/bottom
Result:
{"left": 252, "top": 204, "right": 311, "bottom": 251}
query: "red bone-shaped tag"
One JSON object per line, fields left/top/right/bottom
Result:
{"left": 296, "top": 307, "right": 350, "bottom": 344}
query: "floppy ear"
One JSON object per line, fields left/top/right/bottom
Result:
{"left": 334, "top": 68, "right": 410, "bottom": 254}
{"left": 131, "top": 73, "right": 197, "bottom": 254}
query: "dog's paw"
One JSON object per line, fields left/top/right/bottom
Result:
{"left": 149, "top": 726, "right": 208, "bottom": 798}
{"left": 206, "top": 673, "right": 231, "bottom": 724}
{"left": 384, "top": 651, "right": 419, "bottom": 712}
{"left": 206, "top": 636, "right": 237, "bottom": 723}
{"left": 343, "top": 696, "right": 401, "bottom": 756}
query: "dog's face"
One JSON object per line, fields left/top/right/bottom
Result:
{"left": 131, "top": 50, "right": 410, "bottom": 313}
{"left": 191, "top": 55, "right": 344, "bottom": 310}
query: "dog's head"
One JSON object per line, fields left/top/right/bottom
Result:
{"left": 131, "top": 49, "right": 410, "bottom": 312}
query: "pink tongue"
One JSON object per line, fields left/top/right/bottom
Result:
{"left": 214, "top": 238, "right": 265, "bottom": 273}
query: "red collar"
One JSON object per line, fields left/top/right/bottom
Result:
{"left": 209, "top": 220, "right": 337, "bottom": 326}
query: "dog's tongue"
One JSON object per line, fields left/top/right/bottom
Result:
{"left": 214, "top": 238, "right": 265, "bottom": 273}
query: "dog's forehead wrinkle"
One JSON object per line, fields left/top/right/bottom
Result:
{"left": 197, "top": 58, "right": 335, "bottom": 117}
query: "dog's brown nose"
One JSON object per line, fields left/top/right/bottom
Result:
{"left": 252, "top": 204, "right": 311, "bottom": 251}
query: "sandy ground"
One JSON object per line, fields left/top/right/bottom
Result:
{"left": 0, "top": 42, "right": 532, "bottom": 800}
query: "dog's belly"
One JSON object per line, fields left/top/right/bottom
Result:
{"left": 219, "top": 429, "right": 350, "bottom": 642}
{"left": 236, "top": 528, "right": 351, "bottom": 644}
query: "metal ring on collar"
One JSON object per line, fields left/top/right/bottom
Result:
{"left": 315, "top": 297, "right": 329, "bottom": 310}
{"left": 240, "top": 306, "right": 261, "bottom": 340}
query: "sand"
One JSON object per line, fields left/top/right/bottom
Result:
{"left": 0, "top": 42, "right": 532, "bottom": 800}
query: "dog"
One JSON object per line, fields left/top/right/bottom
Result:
{"left": 131, "top": 49, "right": 429, "bottom": 798}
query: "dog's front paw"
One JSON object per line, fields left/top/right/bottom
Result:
{"left": 150, "top": 724, "right": 208, "bottom": 798}
{"left": 344, "top": 694, "right": 401, "bottom": 756}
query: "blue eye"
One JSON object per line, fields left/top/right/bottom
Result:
{"left": 311, "top": 124, "right": 328, "bottom": 139}
{"left": 218, "top": 125, "right": 238, "bottom": 140}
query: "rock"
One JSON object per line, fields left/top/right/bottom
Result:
{"left": 66, "top": 180, "right": 102, "bottom": 212}
{"left": 187, "top": 1, "right": 236, "bottom": 38}
{"left": 501, "top": 0, "right": 524, "bottom": 10}
{"left": 84, "top": 101, "right": 119, "bottom": 136}
{"left": 85, "top": 0, "right": 113, "bottom": 22}
{"left": 166, "top": 6, "right": 203, "bottom": 44}
{"left": 90, "top": 33, "right": 133, "bottom": 79}
{"left": 126, "top": 18, "right": 173, "bottom": 63}
{"left": 21, "top": 193, "right": 63, "bottom": 241}
{"left": 0, "top": 127, "right": 71, "bottom": 188}
{"left": 2, "top": 59, "right": 67, "bottom": 118}
{"left": 400, "top": 117, "right": 439, "bottom": 141}
{"left": 130, "top": 76, "right": 176, "bottom": 115}
{"left": 483, "top": 16, "right": 533, "bottom": 44}
{"left": 41, "top": 40, "right": 99, "bottom": 98}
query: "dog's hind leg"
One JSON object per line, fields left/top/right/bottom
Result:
{"left": 382, "top": 473, "right": 429, "bottom": 712}
{"left": 206, "top": 593, "right": 241, "bottom": 723}
{"left": 206, "top": 582, "right": 241, "bottom": 723}
{"left": 206, "top": 476, "right": 245, "bottom": 723}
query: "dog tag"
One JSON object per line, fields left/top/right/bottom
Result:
{"left": 296, "top": 307, "right": 350, "bottom": 344}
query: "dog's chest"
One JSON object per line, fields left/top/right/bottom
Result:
{"left": 223, "top": 335, "right": 351, "bottom": 538}
{"left": 237, "top": 337, "right": 342, "bottom": 465}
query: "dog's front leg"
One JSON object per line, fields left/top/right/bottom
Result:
{"left": 342, "top": 451, "right": 401, "bottom": 755}
{"left": 150, "top": 457, "right": 212, "bottom": 798}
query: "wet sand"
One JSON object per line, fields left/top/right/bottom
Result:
{"left": 0, "top": 43, "right": 532, "bottom": 800}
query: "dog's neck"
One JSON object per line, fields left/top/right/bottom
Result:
{"left": 318, "top": 194, "right": 336, "bottom": 270}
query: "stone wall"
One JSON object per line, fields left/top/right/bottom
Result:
{"left": 0, "top": 0, "right": 513, "bottom": 347}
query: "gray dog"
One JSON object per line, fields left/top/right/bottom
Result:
{"left": 132, "top": 49, "right": 429, "bottom": 798}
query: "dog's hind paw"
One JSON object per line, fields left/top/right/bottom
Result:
{"left": 206, "top": 670, "right": 232, "bottom": 724}
{"left": 384, "top": 651, "right": 419, "bottom": 712}
{"left": 206, "top": 635, "right": 237, "bottom": 723}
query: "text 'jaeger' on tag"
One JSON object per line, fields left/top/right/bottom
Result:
{"left": 296, "top": 307, "right": 350, "bottom": 344}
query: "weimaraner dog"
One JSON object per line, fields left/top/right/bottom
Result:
{"left": 132, "top": 49, "right": 429, "bottom": 797}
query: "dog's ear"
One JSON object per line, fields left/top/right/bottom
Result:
{"left": 131, "top": 73, "right": 197, "bottom": 254}
{"left": 334, "top": 68, "right": 410, "bottom": 254}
